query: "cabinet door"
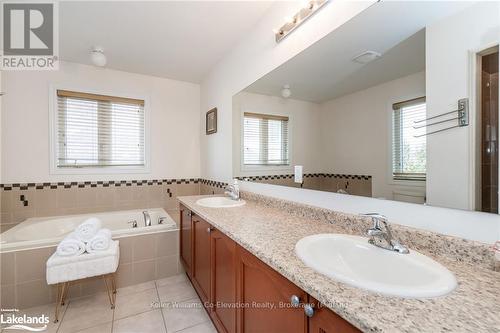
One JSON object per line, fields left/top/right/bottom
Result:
{"left": 236, "top": 247, "right": 307, "bottom": 333}
{"left": 210, "top": 229, "right": 237, "bottom": 333}
{"left": 179, "top": 206, "right": 193, "bottom": 277}
{"left": 308, "top": 297, "right": 360, "bottom": 333}
{"left": 192, "top": 216, "right": 211, "bottom": 303}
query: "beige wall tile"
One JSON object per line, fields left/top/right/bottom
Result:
{"left": 115, "top": 187, "right": 133, "bottom": 203}
{"left": 131, "top": 187, "right": 148, "bottom": 206}
{"left": 115, "top": 263, "right": 133, "bottom": 288}
{"left": 1, "top": 284, "right": 16, "bottom": 308}
{"left": 155, "top": 255, "right": 179, "bottom": 280}
{"left": 10, "top": 190, "right": 33, "bottom": 211}
{"left": 16, "top": 279, "right": 52, "bottom": 309}
{"left": 95, "top": 187, "right": 116, "bottom": 207}
{"left": 163, "top": 183, "right": 178, "bottom": 210}
{"left": 76, "top": 188, "right": 98, "bottom": 208}
{"left": 133, "top": 234, "right": 156, "bottom": 261}
{"left": 155, "top": 231, "right": 179, "bottom": 257}
{"left": 147, "top": 185, "right": 164, "bottom": 208}
{"left": 177, "top": 183, "right": 200, "bottom": 197}
{"left": 11, "top": 209, "right": 35, "bottom": 223}
{"left": 166, "top": 209, "right": 180, "bottom": 226}
{"left": 56, "top": 188, "right": 77, "bottom": 209}
{"left": 133, "top": 260, "right": 156, "bottom": 284}
{"left": 1, "top": 252, "right": 15, "bottom": 285}
{"left": 118, "top": 236, "right": 134, "bottom": 264}
{"left": 1, "top": 190, "right": 12, "bottom": 213}
{"left": 34, "top": 189, "right": 57, "bottom": 213}
{"left": 15, "top": 247, "right": 54, "bottom": 283}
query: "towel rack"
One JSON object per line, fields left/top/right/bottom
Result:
{"left": 413, "top": 98, "right": 468, "bottom": 137}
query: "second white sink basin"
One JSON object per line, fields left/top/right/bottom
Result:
{"left": 295, "top": 234, "right": 457, "bottom": 298}
{"left": 196, "top": 197, "right": 246, "bottom": 208}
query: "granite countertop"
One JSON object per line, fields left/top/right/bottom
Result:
{"left": 178, "top": 194, "right": 500, "bottom": 333}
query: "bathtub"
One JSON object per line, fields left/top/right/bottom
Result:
{"left": 0, "top": 208, "right": 178, "bottom": 253}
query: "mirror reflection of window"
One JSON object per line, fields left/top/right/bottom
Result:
{"left": 243, "top": 112, "right": 289, "bottom": 166}
{"left": 392, "top": 98, "right": 426, "bottom": 181}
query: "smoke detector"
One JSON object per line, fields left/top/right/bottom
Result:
{"left": 352, "top": 51, "right": 381, "bottom": 64}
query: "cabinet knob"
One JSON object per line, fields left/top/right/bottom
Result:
{"left": 186, "top": 211, "right": 193, "bottom": 217}
{"left": 304, "top": 304, "right": 314, "bottom": 318}
{"left": 207, "top": 227, "right": 213, "bottom": 233}
{"left": 290, "top": 295, "right": 300, "bottom": 307}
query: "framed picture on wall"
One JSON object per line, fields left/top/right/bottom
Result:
{"left": 206, "top": 108, "right": 217, "bottom": 135}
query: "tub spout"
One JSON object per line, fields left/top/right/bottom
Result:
{"left": 142, "top": 211, "right": 152, "bottom": 227}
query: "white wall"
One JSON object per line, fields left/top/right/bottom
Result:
{"left": 426, "top": 1, "right": 500, "bottom": 210}
{"left": 320, "top": 71, "right": 426, "bottom": 200}
{"left": 232, "top": 92, "right": 322, "bottom": 177}
{"left": 1, "top": 61, "right": 200, "bottom": 183}
{"left": 200, "top": 1, "right": 376, "bottom": 182}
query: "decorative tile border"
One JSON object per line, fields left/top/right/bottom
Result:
{"left": 0, "top": 178, "right": 201, "bottom": 191}
{"left": 0, "top": 174, "right": 367, "bottom": 191}
{"left": 200, "top": 179, "right": 228, "bottom": 189}
{"left": 237, "top": 173, "right": 371, "bottom": 182}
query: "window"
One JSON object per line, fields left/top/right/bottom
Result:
{"left": 243, "top": 112, "right": 289, "bottom": 166}
{"left": 392, "top": 97, "right": 426, "bottom": 181}
{"left": 55, "top": 90, "right": 145, "bottom": 169}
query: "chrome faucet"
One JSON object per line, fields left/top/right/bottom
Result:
{"left": 143, "top": 211, "right": 152, "bottom": 227}
{"left": 225, "top": 179, "right": 240, "bottom": 200}
{"left": 360, "top": 213, "right": 409, "bottom": 254}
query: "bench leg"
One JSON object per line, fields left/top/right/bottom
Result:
{"left": 54, "top": 282, "right": 67, "bottom": 323}
{"left": 103, "top": 274, "right": 116, "bottom": 309}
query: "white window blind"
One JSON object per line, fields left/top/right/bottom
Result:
{"left": 243, "top": 112, "right": 289, "bottom": 166}
{"left": 56, "top": 90, "right": 145, "bottom": 168}
{"left": 392, "top": 97, "right": 426, "bottom": 181}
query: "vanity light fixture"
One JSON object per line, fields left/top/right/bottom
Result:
{"left": 90, "top": 47, "right": 107, "bottom": 67}
{"left": 352, "top": 50, "right": 382, "bottom": 64}
{"left": 274, "top": 0, "right": 329, "bottom": 43}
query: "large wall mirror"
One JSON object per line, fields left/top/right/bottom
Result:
{"left": 232, "top": 1, "right": 499, "bottom": 213}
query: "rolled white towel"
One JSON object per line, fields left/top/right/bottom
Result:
{"left": 56, "top": 232, "right": 86, "bottom": 257}
{"left": 75, "top": 217, "right": 102, "bottom": 243}
{"left": 85, "top": 228, "right": 112, "bottom": 253}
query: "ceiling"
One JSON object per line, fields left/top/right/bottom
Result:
{"left": 244, "top": 1, "right": 473, "bottom": 103}
{"left": 59, "top": 1, "right": 275, "bottom": 83}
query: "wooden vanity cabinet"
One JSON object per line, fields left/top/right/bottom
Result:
{"left": 307, "top": 297, "right": 360, "bottom": 333}
{"left": 210, "top": 229, "right": 238, "bottom": 333}
{"left": 192, "top": 215, "right": 212, "bottom": 303}
{"left": 180, "top": 206, "right": 360, "bottom": 333}
{"left": 179, "top": 205, "right": 193, "bottom": 277}
{"left": 236, "top": 247, "right": 308, "bottom": 333}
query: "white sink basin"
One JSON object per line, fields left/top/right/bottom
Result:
{"left": 196, "top": 197, "right": 246, "bottom": 208}
{"left": 295, "top": 234, "right": 457, "bottom": 298}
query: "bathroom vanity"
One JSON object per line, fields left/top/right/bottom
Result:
{"left": 178, "top": 194, "right": 500, "bottom": 333}
{"left": 179, "top": 202, "right": 359, "bottom": 333}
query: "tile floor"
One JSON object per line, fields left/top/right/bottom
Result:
{"left": 1, "top": 274, "right": 217, "bottom": 333}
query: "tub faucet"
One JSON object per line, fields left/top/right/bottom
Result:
{"left": 360, "top": 213, "right": 409, "bottom": 254}
{"left": 143, "top": 211, "right": 152, "bottom": 227}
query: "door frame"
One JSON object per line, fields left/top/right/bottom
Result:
{"left": 467, "top": 42, "right": 500, "bottom": 212}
